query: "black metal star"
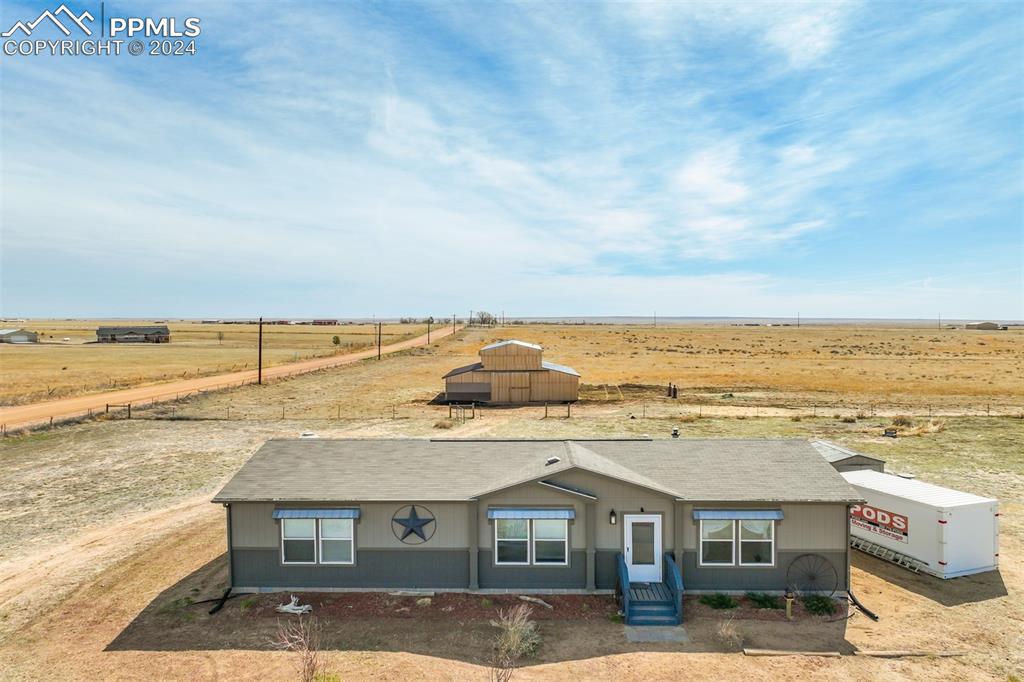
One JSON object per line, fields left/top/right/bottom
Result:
{"left": 394, "top": 505, "right": 434, "bottom": 542}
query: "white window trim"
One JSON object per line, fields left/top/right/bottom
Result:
{"left": 738, "top": 519, "right": 776, "bottom": 567}
{"left": 281, "top": 518, "right": 317, "bottom": 565}
{"left": 531, "top": 519, "right": 569, "bottom": 566}
{"left": 494, "top": 519, "right": 531, "bottom": 566}
{"left": 698, "top": 519, "right": 736, "bottom": 567}
{"left": 318, "top": 519, "right": 355, "bottom": 566}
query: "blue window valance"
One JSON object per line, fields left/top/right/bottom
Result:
{"left": 488, "top": 508, "right": 575, "bottom": 520}
{"left": 273, "top": 508, "right": 361, "bottom": 519}
{"left": 692, "top": 509, "right": 783, "bottom": 521}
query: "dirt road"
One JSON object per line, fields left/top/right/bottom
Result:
{"left": 0, "top": 325, "right": 461, "bottom": 430}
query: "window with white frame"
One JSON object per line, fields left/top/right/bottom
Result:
{"left": 495, "top": 519, "right": 530, "bottom": 564}
{"left": 532, "top": 519, "right": 569, "bottom": 565}
{"left": 319, "top": 518, "right": 354, "bottom": 564}
{"left": 281, "top": 518, "right": 316, "bottom": 564}
{"left": 699, "top": 519, "right": 735, "bottom": 566}
{"left": 739, "top": 519, "right": 774, "bottom": 566}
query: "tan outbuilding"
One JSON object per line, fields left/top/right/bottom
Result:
{"left": 443, "top": 340, "right": 579, "bottom": 404}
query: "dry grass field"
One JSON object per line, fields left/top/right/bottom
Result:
{"left": 0, "top": 323, "right": 1021, "bottom": 681}
{"left": 0, "top": 320, "right": 427, "bottom": 406}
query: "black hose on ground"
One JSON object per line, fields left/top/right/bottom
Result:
{"left": 208, "top": 588, "right": 234, "bottom": 614}
{"left": 848, "top": 590, "right": 880, "bottom": 621}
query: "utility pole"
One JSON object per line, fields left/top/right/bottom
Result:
{"left": 427, "top": 320, "right": 431, "bottom": 344}
{"left": 257, "top": 316, "right": 263, "bottom": 385}
{"left": 377, "top": 321, "right": 382, "bottom": 359}
{"left": 797, "top": 312, "right": 800, "bottom": 328}
{"left": 469, "top": 310, "right": 473, "bottom": 327}
{"left": 654, "top": 311, "right": 657, "bottom": 328}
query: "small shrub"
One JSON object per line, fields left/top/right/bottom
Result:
{"left": 607, "top": 612, "right": 624, "bottom": 623}
{"left": 745, "top": 592, "right": 782, "bottom": 609}
{"left": 490, "top": 604, "right": 540, "bottom": 682}
{"left": 240, "top": 597, "right": 257, "bottom": 610}
{"left": 840, "top": 416, "right": 856, "bottom": 424}
{"left": 891, "top": 415, "right": 914, "bottom": 427}
{"left": 855, "top": 410, "right": 867, "bottom": 419}
{"left": 790, "top": 415, "right": 802, "bottom": 422}
{"left": 700, "top": 593, "right": 738, "bottom": 609}
{"left": 832, "top": 413, "right": 840, "bottom": 419}
{"left": 481, "top": 598, "right": 494, "bottom": 608}
{"left": 433, "top": 419, "right": 455, "bottom": 429}
{"left": 716, "top": 616, "right": 743, "bottom": 648}
{"left": 270, "top": 616, "right": 324, "bottom": 682}
{"left": 802, "top": 594, "right": 836, "bottom": 616}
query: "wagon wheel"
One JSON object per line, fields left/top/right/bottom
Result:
{"left": 786, "top": 553, "right": 838, "bottom": 597}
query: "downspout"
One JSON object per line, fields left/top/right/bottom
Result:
{"left": 224, "top": 503, "right": 234, "bottom": 588}
{"left": 845, "top": 503, "right": 852, "bottom": 594}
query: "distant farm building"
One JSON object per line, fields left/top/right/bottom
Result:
{"left": 443, "top": 340, "right": 579, "bottom": 404}
{"left": 96, "top": 325, "right": 171, "bottom": 343}
{"left": 0, "top": 328, "right": 38, "bottom": 344}
{"left": 965, "top": 322, "right": 1002, "bottom": 330}
{"left": 312, "top": 319, "right": 339, "bottom": 325}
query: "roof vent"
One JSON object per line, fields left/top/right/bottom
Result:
{"left": 545, "top": 456, "right": 560, "bottom": 466}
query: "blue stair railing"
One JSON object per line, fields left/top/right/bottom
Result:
{"left": 615, "top": 552, "right": 631, "bottom": 620}
{"left": 663, "top": 551, "right": 684, "bottom": 624}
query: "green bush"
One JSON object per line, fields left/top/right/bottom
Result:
{"left": 700, "top": 593, "right": 738, "bottom": 609}
{"left": 745, "top": 592, "right": 781, "bottom": 609}
{"left": 802, "top": 594, "right": 836, "bottom": 616}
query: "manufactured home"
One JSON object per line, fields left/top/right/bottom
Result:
{"left": 96, "top": 325, "right": 171, "bottom": 343}
{"left": 213, "top": 438, "right": 861, "bottom": 625}
{"left": 443, "top": 340, "right": 579, "bottom": 404}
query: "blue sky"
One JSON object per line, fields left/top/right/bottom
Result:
{"left": 1, "top": 1, "right": 1021, "bottom": 319}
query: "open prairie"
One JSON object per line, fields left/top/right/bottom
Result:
{"left": 0, "top": 325, "right": 1021, "bottom": 681}
{"left": 0, "top": 320, "right": 428, "bottom": 406}
{"left": 148, "top": 324, "right": 1024, "bottom": 423}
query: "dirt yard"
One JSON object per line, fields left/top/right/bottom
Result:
{"left": 0, "top": 323, "right": 1021, "bottom": 680}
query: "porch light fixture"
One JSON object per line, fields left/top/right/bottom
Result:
{"left": 609, "top": 509, "right": 617, "bottom": 525}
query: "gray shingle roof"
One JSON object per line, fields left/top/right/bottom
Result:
{"left": 97, "top": 325, "right": 170, "bottom": 335}
{"left": 213, "top": 439, "right": 860, "bottom": 504}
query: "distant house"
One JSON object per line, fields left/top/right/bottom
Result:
{"left": 443, "top": 340, "right": 579, "bottom": 404}
{"left": 312, "top": 319, "right": 339, "bottom": 326}
{"left": 0, "top": 328, "right": 38, "bottom": 344}
{"left": 96, "top": 325, "right": 171, "bottom": 343}
{"left": 965, "top": 322, "right": 1002, "bottom": 330}
{"left": 811, "top": 440, "right": 885, "bottom": 473}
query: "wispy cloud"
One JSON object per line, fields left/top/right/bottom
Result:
{"left": 0, "top": 0, "right": 1020, "bottom": 318}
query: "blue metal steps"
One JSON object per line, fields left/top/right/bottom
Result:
{"left": 625, "top": 582, "right": 680, "bottom": 625}
{"left": 617, "top": 553, "right": 684, "bottom": 626}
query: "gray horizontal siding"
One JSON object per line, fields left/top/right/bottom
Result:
{"left": 478, "top": 550, "right": 586, "bottom": 589}
{"left": 680, "top": 550, "right": 848, "bottom": 592}
{"left": 232, "top": 549, "right": 468, "bottom": 589}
